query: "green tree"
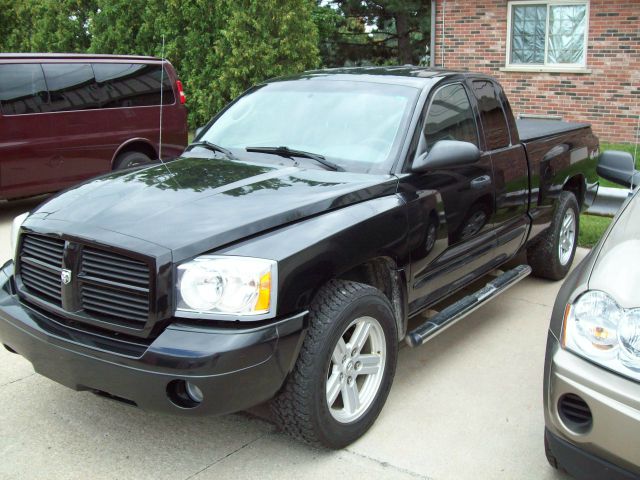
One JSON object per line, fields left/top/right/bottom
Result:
{"left": 0, "top": 0, "right": 96, "bottom": 52}
{"left": 318, "top": 0, "right": 431, "bottom": 66}
{"left": 0, "top": 0, "right": 35, "bottom": 51}
{"left": 211, "top": 0, "right": 320, "bottom": 114}
{"left": 31, "top": 0, "right": 96, "bottom": 52}
{"left": 89, "top": 0, "right": 155, "bottom": 55}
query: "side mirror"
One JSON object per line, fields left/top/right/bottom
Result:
{"left": 597, "top": 150, "right": 638, "bottom": 188}
{"left": 195, "top": 126, "right": 204, "bottom": 138}
{"left": 412, "top": 140, "right": 481, "bottom": 173}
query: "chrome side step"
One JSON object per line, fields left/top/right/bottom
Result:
{"left": 406, "top": 264, "right": 532, "bottom": 348}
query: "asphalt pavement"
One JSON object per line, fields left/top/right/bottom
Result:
{"left": 0, "top": 197, "right": 574, "bottom": 480}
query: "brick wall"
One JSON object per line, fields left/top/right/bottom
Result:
{"left": 433, "top": 0, "right": 639, "bottom": 144}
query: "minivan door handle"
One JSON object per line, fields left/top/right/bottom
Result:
{"left": 470, "top": 175, "right": 491, "bottom": 189}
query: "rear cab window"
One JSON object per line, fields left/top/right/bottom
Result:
{"left": 471, "top": 80, "right": 511, "bottom": 150}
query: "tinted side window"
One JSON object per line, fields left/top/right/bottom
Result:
{"left": 424, "top": 84, "right": 478, "bottom": 150}
{"left": 0, "top": 64, "right": 49, "bottom": 115}
{"left": 471, "top": 80, "right": 510, "bottom": 150}
{"left": 92, "top": 63, "right": 175, "bottom": 108}
{"left": 42, "top": 63, "right": 100, "bottom": 112}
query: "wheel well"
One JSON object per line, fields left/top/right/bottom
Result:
{"left": 113, "top": 141, "right": 157, "bottom": 169}
{"left": 337, "top": 257, "right": 407, "bottom": 338}
{"left": 563, "top": 175, "right": 585, "bottom": 209}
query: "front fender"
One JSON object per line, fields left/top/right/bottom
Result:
{"left": 217, "top": 195, "right": 409, "bottom": 318}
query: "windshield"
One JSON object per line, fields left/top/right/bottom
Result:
{"left": 200, "top": 80, "right": 419, "bottom": 173}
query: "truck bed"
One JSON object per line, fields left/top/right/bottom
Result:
{"left": 516, "top": 118, "right": 591, "bottom": 142}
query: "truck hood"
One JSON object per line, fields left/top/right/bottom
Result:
{"left": 29, "top": 156, "right": 398, "bottom": 257}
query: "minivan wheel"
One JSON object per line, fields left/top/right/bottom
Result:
{"left": 527, "top": 191, "right": 579, "bottom": 280}
{"left": 114, "top": 151, "right": 152, "bottom": 170}
{"left": 271, "top": 279, "right": 398, "bottom": 449}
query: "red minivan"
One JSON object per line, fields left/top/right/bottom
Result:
{"left": 0, "top": 53, "right": 188, "bottom": 200}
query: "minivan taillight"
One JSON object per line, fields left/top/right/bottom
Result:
{"left": 176, "top": 80, "right": 186, "bottom": 104}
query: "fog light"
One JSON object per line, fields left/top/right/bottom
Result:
{"left": 167, "top": 379, "right": 203, "bottom": 408}
{"left": 185, "top": 382, "right": 204, "bottom": 403}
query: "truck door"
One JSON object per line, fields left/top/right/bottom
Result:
{"left": 403, "top": 81, "right": 499, "bottom": 314}
{"left": 469, "top": 79, "right": 529, "bottom": 258}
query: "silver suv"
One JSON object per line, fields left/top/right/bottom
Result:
{"left": 544, "top": 151, "right": 640, "bottom": 479}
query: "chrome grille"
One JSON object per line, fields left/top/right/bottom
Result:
{"left": 80, "top": 247, "right": 150, "bottom": 327}
{"left": 19, "top": 234, "right": 64, "bottom": 306}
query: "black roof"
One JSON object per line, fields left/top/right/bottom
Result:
{"left": 270, "top": 66, "right": 473, "bottom": 88}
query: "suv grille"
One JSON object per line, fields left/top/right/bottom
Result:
{"left": 19, "top": 235, "right": 65, "bottom": 306}
{"left": 80, "top": 247, "right": 150, "bottom": 326}
{"left": 18, "top": 233, "right": 155, "bottom": 335}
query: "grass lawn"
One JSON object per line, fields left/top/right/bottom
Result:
{"left": 579, "top": 214, "right": 612, "bottom": 248}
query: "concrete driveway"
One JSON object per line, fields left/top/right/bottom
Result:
{"left": 0, "top": 197, "right": 574, "bottom": 480}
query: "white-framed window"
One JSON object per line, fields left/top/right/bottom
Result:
{"left": 505, "top": 0, "right": 590, "bottom": 72}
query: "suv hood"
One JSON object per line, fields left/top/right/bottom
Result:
{"left": 588, "top": 189, "right": 639, "bottom": 308}
{"left": 29, "top": 156, "right": 398, "bottom": 257}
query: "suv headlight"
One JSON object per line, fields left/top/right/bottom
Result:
{"left": 176, "top": 255, "right": 276, "bottom": 319}
{"left": 10, "top": 212, "right": 29, "bottom": 257}
{"left": 563, "top": 290, "right": 640, "bottom": 381}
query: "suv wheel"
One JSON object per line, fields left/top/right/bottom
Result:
{"left": 271, "top": 279, "right": 398, "bottom": 448}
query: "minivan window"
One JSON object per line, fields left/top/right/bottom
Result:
{"left": 0, "top": 64, "right": 49, "bottom": 115}
{"left": 424, "top": 83, "right": 478, "bottom": 150}
{"left": 92, "top": 63, "right": 175, "bottom": 108}
{"left": 42, "top": 63, "right": 100, "bottom": 112}
{"left": 471, "top": 80, "right": 510, "bottom": 150}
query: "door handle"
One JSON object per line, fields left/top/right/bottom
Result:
{"left": 470, "top": 175, "right": 491, "bottom": 189}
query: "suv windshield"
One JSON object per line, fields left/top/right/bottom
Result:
{"left": 200, "top": 80, "right": 418, "bottom": 173}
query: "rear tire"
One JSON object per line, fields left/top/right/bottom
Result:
{"left": 271, "top": 279, "right": 398, "bottom": 449}
{"left": 114, "top": 151, "right": 152, "bottom": 170}
{"left": 527, "top": 191, "right": 579, "bottom": 280}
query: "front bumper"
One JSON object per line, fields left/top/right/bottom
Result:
{"left": 0, "top": 261, "right": 307, "bottom": 415}
{"left": 544, "top": 334, "right": 640, "bottom": 478}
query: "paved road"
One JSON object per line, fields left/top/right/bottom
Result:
{"left": 0, "top": 197, "right": 574, "bottom": 480}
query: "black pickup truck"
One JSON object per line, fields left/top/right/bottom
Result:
{"left": 0, "top": 67, "right": 600, "bottom": 448}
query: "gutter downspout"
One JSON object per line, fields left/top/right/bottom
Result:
{"left": 430, "top": 0, "right": 436, "bottom": 67}
{"left": 441, "top": 0, "right": 446, "bottom": 67}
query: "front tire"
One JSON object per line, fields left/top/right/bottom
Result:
{"left": 527, "top": 191, "right": 579, "bottom": 280}
{"left": 271, "top": 280, "right": 398, "bottom": 449}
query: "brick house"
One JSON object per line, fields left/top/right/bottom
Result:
{"left": 431, "top": 0, "right": 639, "bottom": 143}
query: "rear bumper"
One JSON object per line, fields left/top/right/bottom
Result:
{"left": 0, "top": 261, "right": 307, "bottom": 415}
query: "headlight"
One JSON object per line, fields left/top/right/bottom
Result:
{"left": 10, "top": 212, "right": 29, "bottom": 257}
{"left": 563, "top": 290, "right": 640, "bottom": 380}
{"left": 176, "top": 255, "right": 276, "bottom": 319}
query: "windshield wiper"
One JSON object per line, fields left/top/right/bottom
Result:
{"left": 188, "top": 141, "right": 238, "bottom": 160}
{"left": 246, "top": 146, "right": 344, "bottom": 172}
